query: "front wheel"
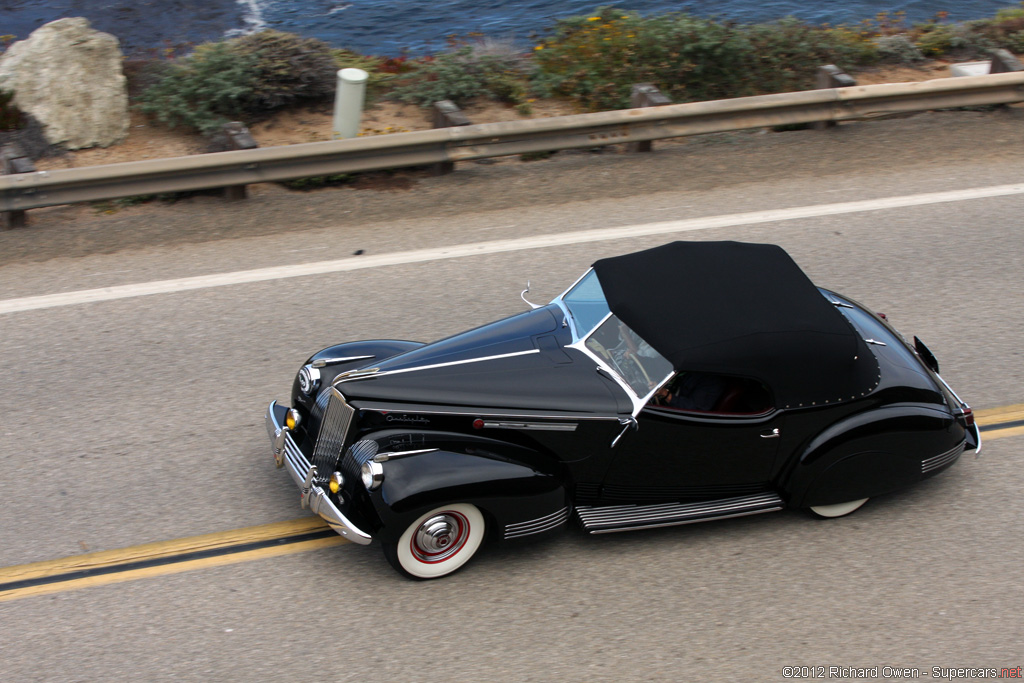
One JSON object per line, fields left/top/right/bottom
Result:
{"left": 808, "top": 498, "right": 869, "bottom": 519}
{"left": 383, "top": 503, "right": 486, "bottom": 579}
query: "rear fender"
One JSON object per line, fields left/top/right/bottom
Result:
{"left": 783, "top": 404, "right": 962, "bottom": 508}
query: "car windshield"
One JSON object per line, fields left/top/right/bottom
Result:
{"left": 559, "top": 269, "right": 611, "bottom": 336}
{"left": 559, "top": 270, "right": 673, "bottom": 398}
{"left": 585, "top": 315, "right": 673, "bottom": 397}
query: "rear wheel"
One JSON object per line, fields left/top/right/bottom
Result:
{"left": 383, "top": 503, "right": 485, "bottom": 579}
{"left": 809, "top": 498, "right": 869, "bottom": 518}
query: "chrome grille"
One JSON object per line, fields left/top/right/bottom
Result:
{"left": 310, "top": 388, "right": 356, "bottom": 483}
{"left": 341, "top": 439, "right": 379, "bottom": 484}
{"left": 310, "top": 387, "right": 333, "bottom": 425}
{"left": 922, "top": 440, "right": 965, "bottom": 474}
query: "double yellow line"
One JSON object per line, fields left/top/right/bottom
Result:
{"left": 0, "top": 517, "right": 340, "bottom": 604}
{"left": 976, "top": 403, "right": 1024, "bottom": 441}
{"left": 2, "top": 403, "right": 1021, "bottom": 603}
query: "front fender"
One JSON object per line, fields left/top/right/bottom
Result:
{"left": 371, "top": 447, "right": 567, "bottom": 544}
{"left": 783, "top": 404, "right": 962, "bottom": 508}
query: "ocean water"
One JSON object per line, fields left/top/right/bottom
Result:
{"left": 1, "top": 0, "right": 1018, "bottom": 56}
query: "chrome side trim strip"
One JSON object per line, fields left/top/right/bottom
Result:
{"left": 575, "top": 492, "right": 784, "bottom": 534}
{"left": 372, "top": 448, "right": 438, "bottom": 463}
{"left": 334, "top": 349, "right": 540, "bottom": 383}
{"left": 482, "top": 421, "right": 578, "bottom": 431}
{"left": 922, "top": 440, "right": 966, "bottom": 474}
{"left": 354, "top": 404, "right": 621, "bottom": 421}
{"left": 504, "top": 506, "right": 571, "bottom": 539}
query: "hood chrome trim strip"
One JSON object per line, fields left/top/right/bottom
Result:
{"left": 311, "top": 354, "right": 375, "bottom": 368}
{"left": 334, "top": 348, "right": 540, "bottom": 383}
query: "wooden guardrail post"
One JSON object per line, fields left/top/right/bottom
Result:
{"left": 990, "top": 49, "right": 1024, "bottom": 74}
{"left": 813, "top": 65, "right": 857, "bottom": 130}
{"left": 221, "top": 122, "right": 258, "bottom": 200}
{"left": 431, "top": 100, "right": 471, "bottom": 176}
{"left": 1, "top": 143, "right": 35, "bottom": 229}
{"left": 628, "top": 84, "right": 671, "bottom": 152}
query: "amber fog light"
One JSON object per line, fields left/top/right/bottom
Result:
{"left": 286, "top": 408, "right": 301, "bottom": 430}
{"left": 329, "top": 471, "right": 344, "bottom": 494}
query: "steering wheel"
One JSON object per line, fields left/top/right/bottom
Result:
{"left": 623, "top": 349, "right": 652, "bottom": 384}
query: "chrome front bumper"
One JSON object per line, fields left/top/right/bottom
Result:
{"left": 265, "top": 401, "right": 372, "bottom": 545}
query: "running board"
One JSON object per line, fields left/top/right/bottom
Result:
{"left": 575, "top": 492, "right": 784, "bottom": 534}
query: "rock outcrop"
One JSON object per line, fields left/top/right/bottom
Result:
{"left": 0, "top": 18, "right": 129, "bottom": 149}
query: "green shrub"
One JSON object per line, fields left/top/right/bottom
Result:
{"left": 389, "top": 45, "right": 530, "bottom": 107}
{"left": 138, "top": 42, "right": 258, "bottom": 134}
{"left": 969, "top": 3, "right": 1024, "bottom": 52}
{"left": 946, "top": 21, "right": 998, "bottom": 58}
{"left": 138, "top": 30, "right": 338, "bottom": 134}
{"left": 532, "top": 9, "right": 877, "bottom": 111}
{"left": 228, "top": 30, "right": 338, "bottom": 109}
{"left": 914, "top": 24, "right": 955, "bottom": 57}
{"left": 532, "top": 8, "right": 755, "bottom": 111}
{"left": 280, "top": 173, "right": 353, "bottom": 190}
{"left": 874, "top": 34, "right": 925, "bottom": 63}
{"left": 827, "top": 26, "right": 881, "bottom": 65}
{"left": 744, "top": 18, "right": 879, "bottom": 91}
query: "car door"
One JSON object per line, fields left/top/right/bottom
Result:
{"left": 598, "top": 381, "right": 784, "bottom": 504}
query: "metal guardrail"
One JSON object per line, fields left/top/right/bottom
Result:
{"left": 3, "top": 71, "right": 1024, "bottom": 213}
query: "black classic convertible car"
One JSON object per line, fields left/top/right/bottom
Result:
{"left": 265, "top": 241, "right": 979, "bottom": 579}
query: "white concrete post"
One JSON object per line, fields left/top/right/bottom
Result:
{"left": 333, "top": 68, "right": 369, "bottom": 139}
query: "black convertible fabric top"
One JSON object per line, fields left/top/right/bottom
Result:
{"left": 592, "top": 241, "right": 879, "bottom": 407}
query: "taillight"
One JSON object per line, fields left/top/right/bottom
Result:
{"left": 876, "top": 312, "right": 887, "bottom": 320}
{"left": 955, "top": 407, "right": 974, "bottom": 427}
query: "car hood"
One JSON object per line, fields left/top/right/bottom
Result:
{"left": 334, "top": 305, "right": 630, "bottom": 415}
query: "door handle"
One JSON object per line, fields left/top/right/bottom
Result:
{"left": 760, "top": 428, "right": 780, "bottom": 439}
{"left": 611, "top": 416, "right": 638, "bottom": 447}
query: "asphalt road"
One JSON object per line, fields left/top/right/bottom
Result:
{"left": 1, "top": 109, "right": 1022, "bottom": 681}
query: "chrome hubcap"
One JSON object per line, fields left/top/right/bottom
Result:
{"left": 411, "top": 512, "right": 468, "bottom": 563}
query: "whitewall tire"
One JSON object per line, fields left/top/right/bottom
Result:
{"left": 809, "top": 498, "right": 869, "bottom": 518}
{"left": 385, "top": 503, "right": 485, "bottom": 579}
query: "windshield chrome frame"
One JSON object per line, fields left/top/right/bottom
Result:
{"left": 552, "top": 267, "right": 602, "bottom": 342}
{"left": 556, "top": 286, "right": 674, "bottom": 416}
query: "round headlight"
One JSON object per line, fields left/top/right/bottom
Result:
{"left": 361, "top": 461, "right": 384, "bottom": 490}
{"left": 297, "top": 365, "right": 321, "bottom": 395}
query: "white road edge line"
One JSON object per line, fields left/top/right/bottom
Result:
{"left": 3, "top": 182, "right": 1023, "bottom": 316}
